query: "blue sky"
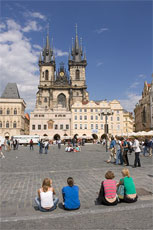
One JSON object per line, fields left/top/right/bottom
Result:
{"left": 0, "top": 0, "right": 152, "bottom": 112}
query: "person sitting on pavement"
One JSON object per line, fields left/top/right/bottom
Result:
{"left": 65, "top": 144, "right": 73, "bottom": 152}
{"left": 62, "top": 177, "right": 80, "bottom": 210}
{"left": 35, "top": 178, "right": 59, "bottom": 212}
{"left": 97, "top": 171, "right": 118, "bottom": 206}
{"left": 117, "top": 168, "right": 137, "bottom": 203}
{"left": 73, "top": 145, "right": 81, "bottom": 152}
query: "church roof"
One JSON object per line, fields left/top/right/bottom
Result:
{"left": 1, "top": 83, "right": 20, "bottom": 99}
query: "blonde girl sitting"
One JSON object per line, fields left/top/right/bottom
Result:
{"left": 35, "top": 178, "right": 59, "bottom": 211}
{"left": 117, "top": 168, "right": 137, "bottom": 203}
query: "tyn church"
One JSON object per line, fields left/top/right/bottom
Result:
{"left": 30, "top": 28, "right": 89, "bottom": 139}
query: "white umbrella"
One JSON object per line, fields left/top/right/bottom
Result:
{"left": 145, "top": 131, "right": 153, "bottom": 136}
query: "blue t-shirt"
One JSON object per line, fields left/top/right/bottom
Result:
{"left": 62, "top": 185, "right": 80, "bottom": 210}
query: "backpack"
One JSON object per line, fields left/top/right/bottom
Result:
{"left": 127, "top": 142, "right": 131, "bottom": 150}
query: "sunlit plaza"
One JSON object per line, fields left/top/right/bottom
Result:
{"left": 1, "top": 144, "right": 153, "bottom": 229}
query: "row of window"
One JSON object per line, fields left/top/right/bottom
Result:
{"left": 74, "top": 124, "right": 120, "bottom": 130}
{"left": 0, "top": 108, "right": 18, "bottom": 115}
{"left": 34, "top": 114, "right": 45, "bottom": 117}
{"left": 73, "top": 109, "right": 120, "bottom": 113}
{"left": 42, "top": 69, "right": 80, "bottom": 81}
{"left": 0, "top": 121, "right": 17, "bottom": 128}
{"left": 32, "top": 124, "right": 69, "bottom": 130}
{"left": 34, "top": 114, "right": 66, "bottom": 118}
{"left": 74, "top": 115, "right": 120, "bottom": 121}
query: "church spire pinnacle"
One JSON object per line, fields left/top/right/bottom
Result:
{"left": 70, "top": 24, "right": 84, "bottom": 62}
{"left": 42, "top": 25, "right": 54, "bottom": 63}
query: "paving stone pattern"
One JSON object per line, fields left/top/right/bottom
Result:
{"left": 0, "top": 144, "right": 153, "bottom": 229}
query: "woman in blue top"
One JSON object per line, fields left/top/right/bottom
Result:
{"left": 62, "top": 177, "right": 80, "bottom": 210}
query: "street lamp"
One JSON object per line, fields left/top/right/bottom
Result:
{"left": 99, "top": 109, "right": 114, "bottom": 152}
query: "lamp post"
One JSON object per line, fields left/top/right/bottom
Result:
{"left": 99, "top": 109, "right": 114, "bottom": 152}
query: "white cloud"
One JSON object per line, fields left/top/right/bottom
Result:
{"left": 54, "top": 48, "right": 68, "bottom": 57}
{"left": 33, "top": 44, "right": 42, "bottom": 50}
{"left": 96, "top": 62, "right": 103, "bottom": 67}
{"left": 28, "top": 12, "right": 46, "bottom": 20}
{"left": 0, "top": 23, "right": 6, "bottom": 31}
{"left": 0, "top": 19, "right": 39, "bottom": 111}
{"left": 0, "top": 18, "right": 70, "bottom": 112}
{"left": 119, "top": 93, "right": 141, "bottom": 112}
{"left": 138, "top": 74, "right": 146, "bottom": 79}
{"left": 7, "top": 19, "right": 21, "bottom": 31}
{"left": 130, "top": 81, "right": 140, "bottom": 88}
{"left": 96, "top": 27, "right": 109, "bottom": 34}
{"left": 22, "top": 21, "right": 42, "bottom": 33}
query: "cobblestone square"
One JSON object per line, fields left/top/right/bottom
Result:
{"left": 0, "top": 144, "right": 153, "bottom": 229}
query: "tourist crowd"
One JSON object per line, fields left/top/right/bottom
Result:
{"left": 105, "top": 136, "right": 153, "bottom": 167}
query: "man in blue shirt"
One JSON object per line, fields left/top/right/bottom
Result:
{"left": 62, "top": 177, "right": 80, "bottom": 210}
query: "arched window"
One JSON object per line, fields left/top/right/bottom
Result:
{"left": 14, "top": 108, "right": 17, "bottom": 115}
{"left": 45, "top": 70, "right": 49, "bottom": 81}
{"left": 0, "top": 108, "right": 2, "bottom": 114}
{"left": 58, "top": 93, "right": 66, "bottom": 108}
{"left": 76, "top": 69, "right": 80, "bottom": 80}
{"left": 7, "top": 108, "right": 10, "bottom": 115}
{"left": 13, "top": 121, "right": 17, "bottom": 128}
{"left": 6, "top": 121, "right": 9, "bottom": 128}
{"left": 0, "top": 121, "right": 2, "bottom": 128}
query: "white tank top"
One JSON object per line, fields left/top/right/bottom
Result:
{"left": 40, "top": 189, "right": 53, "bottom": 208}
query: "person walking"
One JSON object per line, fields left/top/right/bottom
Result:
{"left": 39, "top": 140, "right": 44, "bottom": 154}
{"left": 44, "top": 140, "right": 49, "bottom": 154}
{"left": 0, "top": 140, "right": 5, "bottom": 159}
{"left": 116, "top": 139, "right": 123, "bottom": 165}
{"left": 133, "top": 137, "right": 141, "bottom": 168}
{"left": 57, "top": 138, "right": 61, "bottom": 149}
{"left": 143, "top": 139, "right": 149, "bottom": 156}
{"left": 13, "top": 139, "right": 16, "bottom": 150}
{"left": 107, "top": 137, "right": 116, "bottom": 163}
{"left": 30, "top": 139, "right": 34, "bottom": 150}
{"left": 122, "top": 138, "right": 129, "bottom": 166}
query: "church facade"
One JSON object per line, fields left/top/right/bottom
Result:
{"left": 30, "top": 29, "right": 89, "bottom": 139}
{"left": 30, "top": 29, "right": 133, "bottom": 139}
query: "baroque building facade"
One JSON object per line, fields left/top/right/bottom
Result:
{"left": 0, "top": 83, "right": 29, "bottom": 138}
{"left": 134, "top": 81, "right": 152, "bottom": 132}
{"left": 30, "top": 29, "right": 133, "bottom": 139}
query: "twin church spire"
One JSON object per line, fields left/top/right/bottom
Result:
{"left": 39, "top": 25, "right": 86, "bottom": 65}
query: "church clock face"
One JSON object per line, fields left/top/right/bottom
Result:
{"left": 60, "top": 71, "right": 64, "bottom": 77}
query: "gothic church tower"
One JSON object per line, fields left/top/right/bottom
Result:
{"left": 68, "top": 26, "right": 89, "bottom": 105}
{"left": 36, "top": 34, "right": 55, "bottom": 109}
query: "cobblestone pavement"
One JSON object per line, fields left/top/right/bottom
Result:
{"left": 0, "top": 144, "right": 153, "bottom": 230}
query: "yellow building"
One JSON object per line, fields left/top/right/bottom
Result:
{"left": 123, "top": 110, "right": 134, "bottom": 134}
{"left": 0, "top": 83, "right": 28, "bottom": 138}
{"left": 71, "top": 99, "right": 124, "bottom": 139}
